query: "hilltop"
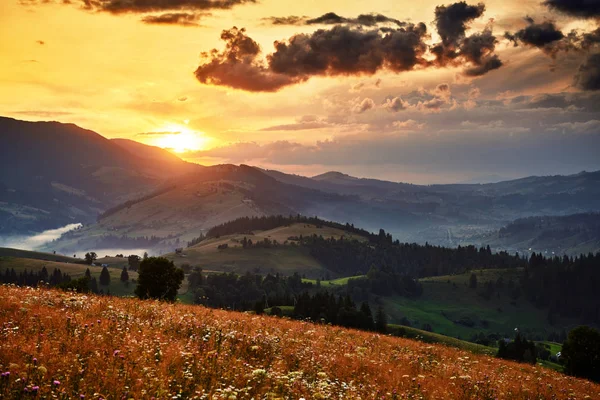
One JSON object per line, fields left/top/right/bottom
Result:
{"left": 0, "top": 285, "right": 597, "bottom": 399}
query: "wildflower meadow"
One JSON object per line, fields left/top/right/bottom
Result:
{"left": 0, "top": 285, "right": 598, "bottom": 399}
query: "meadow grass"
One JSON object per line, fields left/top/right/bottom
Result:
{"left": 0, "top": 285, "right": 598, "bottom": 399}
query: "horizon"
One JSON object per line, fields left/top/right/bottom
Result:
{"left": 1, "top": 0, "right": 599, "bottom": 183}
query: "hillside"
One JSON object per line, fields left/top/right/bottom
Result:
{"left": 0, "top": 117, "right": 197, "bottom": 235}
{"left": 0, "top": 286, "right": 597, "bottom": 399}
{"left": 472, "top": 213, "right": 600, "bottom": 256}
{"left": 164, "top": 222, "right": 368, "bottom": 278}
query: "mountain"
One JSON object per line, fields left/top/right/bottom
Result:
{"left": 472, "top": 212, "right": 600, "bottom": 256}
{"left": 0, "top": 117, "right": 198, "bottom": 234}
{"left": 45, "top": 164, "right": 427, "bottom": 254}
{"left": 4, "top": 116, "right": 600, "bottom": 250}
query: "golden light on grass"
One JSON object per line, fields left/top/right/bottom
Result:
{"left": 0, "top": 285, "right": 598, "bottom": 399}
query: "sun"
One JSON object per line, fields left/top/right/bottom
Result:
{"left": 153, "top": 124, "right": 210, "bottom": 153}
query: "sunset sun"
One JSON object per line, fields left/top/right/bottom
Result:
{"left": 153, "top": 125, "right": 210, "bottom": 153}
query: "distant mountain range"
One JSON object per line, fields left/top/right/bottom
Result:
{"left": 2, "top": 116, "right": 600, "bottom": 253}
{"left": 472, "top": 213, "right": 600, "bottom": 256}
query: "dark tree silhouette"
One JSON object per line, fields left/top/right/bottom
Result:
{"left": 128, "top": 254, "right": 141, "bottom": 271}
{"left": 134, "top": 257, "right": 184, "bottom": 302}
{"left": 99, "top": 266, "right": 111, "bottom": 286}
{"left": 120, "top": 266, "right": 129, "bottom": 282}
{"left": 562, "top": 326, "right": 600, "bottom": 382}
{"left": 84, "top": 252, "right": 97, "bottom": 265}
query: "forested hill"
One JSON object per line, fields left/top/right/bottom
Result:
{"left": 477, "top": 213, "right": 600, "bottom": 256}
{"left": 205, "top": 215, "right": 373, "bottom": 239}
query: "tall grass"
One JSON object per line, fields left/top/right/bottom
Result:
{"left": 0, "top": 285, "right": 597, "bottom": 399}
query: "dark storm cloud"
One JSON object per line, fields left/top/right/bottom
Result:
{"left": 575, "top": 53, "right": 600, "bottom": 91}
{"left": 543, "top": 0, "right": 600, "bottom": 18}
{"left": 194, "top": 27, "right": 300, "bottom": 92}
{"left": 263, "top": 12, "right": 405, "bottom": 27}
{"left": 195, "top": 24, "right": 430, "bottom": 91}
{"left": 430, "top": 2, "right": 502, "bottom": 77}
{"left": 460, "top": 28, "right": 503, "bottom": 75}
{"left": 141, "top": 12, "right": 206, "bottom": 26}
{"left": 269, "top": 24, "right": 429, "bottom": 76}
{"left": 504, "top": 19, "right": 568, "bottom": 56}
{"left": 434, "top": 1, "right": 485, "bottom": 47}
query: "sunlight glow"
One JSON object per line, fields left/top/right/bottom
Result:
{"left": 153, "top": 124, "right": 210, "bottom": 153}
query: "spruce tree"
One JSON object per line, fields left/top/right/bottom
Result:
{"left": 120, "top": 266, "right": 129, "bottom": 282}
{"left": 99, "top": 266, "right": 111, "bottom": 286}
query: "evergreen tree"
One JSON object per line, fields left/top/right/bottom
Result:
{"left": 469, "top": 273, "right": 478, "bottom": 289}
{"left": 99, "top": 266, "right": 111, "bottom": 286}
{"left": 120, "top": 266, "right": 129, "bottom": 282}
{"left": 89, "top": 277, "right": 99, "bottom": 293}
{"left": 375, "top": 306, "right": 388, "bottom": 333}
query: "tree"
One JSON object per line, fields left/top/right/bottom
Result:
{"left": 134, "top": 257, "right": 184, "bottom": 302}
{"left": 375, "top": 306, "right": 388, "bottom": 333}
{"left": 85, "top": 268, "right": 91, "bottom": 279}
{"left": 89, "top": 277, "right": 99, "bottom": 293}
{"left": 99, "top": 266, "right": 111, "bottom": 286}
{"left": 84, "top": 252, "right": 97, "bottom": 265}
{"left": 562, "top": 326, "right": 600, "bottom": 382}
{"left": 120, "top": 266, "right": 129, "bottom": 282}
{"left": 128, "top": 255, "right": 141, "bottom": 271}
{"left": 469, "top": 273, "right": 478, "bottom": 289}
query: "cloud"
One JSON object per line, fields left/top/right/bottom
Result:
{"left": 263, "top": 15, "right": 307, "bottom": 25}
{"left": 74, "top": 0, "right": 254, "bottom": 14}
{"left": 543, "top": 0, "right": 600, "bottom": 18}
{"left": 574, "top": 53, "right": 600, "bottom": 91}
{"left": 434, "top": 1, "right": 486, "bottom": 47}
{"left": 430, "top": 2, "right": 502, "bottom": 77}
{"left": 353, "top": 98, "right": 375, "bottom": 114}
{"left": 141, "top": 12, "right": 208, "bottom": 26}
{"left": 260, "top": 116, "right": 332, "bottom": 131}
{"left": 194, "top": 27, "right": 300, "bottom": 92}
{"left": 13, "top": 110, "right": 73, "bottom": 117}
{"left": 392, "top": 119, "right": 425, "bottom": 130}
{"left": 504, "top": 19, "right": 567, "bottom": 57}
{"left": 21, "top": 0, "right": 255, "bottom": 26}
{"left": 195, "top": 24, "right": 430, "bottom": 91}
{"left": 383, "top": 97, "right": 409, "bottom": 112}
{"left": 263, "top": 12, "right": 405, "bottom": 27}
{"left": 552, "top": 120, "right": 600, "bottom": 133}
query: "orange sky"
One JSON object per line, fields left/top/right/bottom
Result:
{"left": 1, "top": 0, "right": 599, "bottom": 182}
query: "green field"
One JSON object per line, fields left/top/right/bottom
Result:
{"left": 380, "top": 269, "right": 579, "bottom": 340}
{"left": 302, "top": 275, "right": 366, "bottom": 285}
{"left": 387, "top": 324, "right": 496, "bottom": 355}
{"left": 0, "top": 247, "right": 84, "bottom": 263}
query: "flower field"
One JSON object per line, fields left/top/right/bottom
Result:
{"left": 0, "top": 285, "right": 598, "bottom": 399}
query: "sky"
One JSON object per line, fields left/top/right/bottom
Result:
{"left": 1, "top": 0, "right": 599, "bottom": 183}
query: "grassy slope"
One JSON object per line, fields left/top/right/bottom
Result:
{"left": 387, "top": 324, "right": 496, "bottom": 355}
{"left": 0, "top": 286, "right": 597, "bottom": 399}
{"left": 0, "top": 247, "right": 83, "bottom": 263}
{"left": 381, "top": 269, "right": 579, "bottom": 340}
{"left": 164, "top": 223, "right": 367, "bottom": 279}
